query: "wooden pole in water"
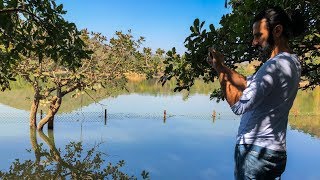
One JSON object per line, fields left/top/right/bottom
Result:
{"left": 163, "top": 110, "right": 166, "bottom": 123}
{"left": 40, "top": 110, "right": 43, "bottom": 119}
{"left": 212, "top": 110, "right": 216, "bottom": 123}
{"left": 104, "top": 109, "right": 107, "bottom": 125}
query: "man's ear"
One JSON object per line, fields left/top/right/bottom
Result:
{"left": 273, "top": 24, "right": 283, "bottom": 38}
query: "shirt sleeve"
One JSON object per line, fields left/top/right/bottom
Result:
{"left": 246, "top": 75, "right": 254, "bottom": 86}
{"left": 231, "top": 61, "right": 278, "bottom": 115}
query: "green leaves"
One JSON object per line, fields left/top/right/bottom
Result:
{"left": 56, "top": 4, "right": 63, "bottom": 12}
{"left": 192, "top": 18, "right": 200, "bottom": 34}
{"left": 141, "top": 170, "right": 150, "bottom": 179}
{"left": 162, "top": 0, "right": 320, "bottom": 99}
{"left": 162, "top": 19, "right": 219, "bottom": 93}
{"left": 190, "top": 18, "right": 206, "bottom": 36}
{"left": 209, "top": 24, "right": 215, "bottom": 32}
{"left": 0, "top": 0, "right": 90, "bottom": 90}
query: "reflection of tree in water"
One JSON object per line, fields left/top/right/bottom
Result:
{"left": 290, "top": 87, "right": 320, "bottom": 116}
{"left": 0, "top": 128, "right": 150, "bottom": 180}
{"left": 289, "top": 115, "right": 320, "bottom": 138}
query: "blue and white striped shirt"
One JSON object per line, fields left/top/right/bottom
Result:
{"left": 231, "top": 52, "right": 301, "bottom": 151}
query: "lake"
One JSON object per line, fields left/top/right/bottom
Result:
{"left": 0, "top": 81, "right": 319, "bottom": 179}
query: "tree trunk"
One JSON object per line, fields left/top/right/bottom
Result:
{"left": 48, "top": 116, "right": 54, "bottom": 130}
{"left": 38, "top": 130, "right": 73, "bottom": 175}
{"left": 38, "top": 130, "right": 61, "bottom": 161}
{"left": 30, "top": 98, "right": 40, "bottom": 128}
{"left": 30, "top": 83, "right": 41, "bottom": 128}
{"left": 37, "top": 96, "right": 62, "bottom": 131}
{"left": 29, "top": 127, "right": 41, "bottom": 164}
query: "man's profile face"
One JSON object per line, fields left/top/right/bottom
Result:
{"left": 252, "top": 18, "right": 273, "bottom": 61}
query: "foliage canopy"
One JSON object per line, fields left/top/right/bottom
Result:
{"left": 0, "top": 0, "right": 90, "bottom": 90}
{"left": 161, "top": 0, "right": 320, "bottom": 99}
{"left": 1, "top": 0, "right": 163, "bottom": 130}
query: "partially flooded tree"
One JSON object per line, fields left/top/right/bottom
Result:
{"left": 0, "top": 0, "right": 91, "bottom": 129}
{"left": 0, "top": 0, "right": 156, "bottom": 130}
{"left": 161, "top": 0, "right": 320, "bottom": 99}
{"left": 16, "top": 30, "right": 147, "bottom": 130}
{"left": 0, "top": 0, "right": 90, "bottom": 91}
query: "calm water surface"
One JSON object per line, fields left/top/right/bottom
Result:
{"left": 0, "top": 94, "right": 319, "bottom": 179}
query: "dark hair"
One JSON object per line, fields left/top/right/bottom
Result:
{"left": 253, "top": 6, "right": 305, "bottom": 39}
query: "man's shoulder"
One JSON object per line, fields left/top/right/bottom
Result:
{"left": 268, "top": 52, "right": 299, "bottom": 67}
{"left": 269, "top": 52, "right": 301, "bottom": 76}
{"left": 271, "top": 52, "right": 298, "bottom": 62}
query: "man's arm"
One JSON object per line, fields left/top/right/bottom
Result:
{"left": 215, "top": 63, "right": 247, "bottom": 106}
{"left": 207, "top": 49, "right": 247, "bottom": 106}
{"left": 208, "top": 49, "right": 278, "bottom": 115}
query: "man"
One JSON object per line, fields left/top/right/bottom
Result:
{"left": 207, "top": 6, "right": 304, "bottom": 179}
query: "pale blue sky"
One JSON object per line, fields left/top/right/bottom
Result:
{"left": 58, "top": 0, "right": 231, "bottom": 54}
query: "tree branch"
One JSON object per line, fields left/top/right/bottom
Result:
{"left": 61, "top": 83, "right": 81, "bottom": 97}
{"left": 43, "top": 87, "right": 57, "bottom": 98}
{"left": 0, "top": 7, "right": 44, "bottom": 25}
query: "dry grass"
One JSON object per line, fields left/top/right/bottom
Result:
{"left": 124, "top": 73, "right": 146, "bottom": 82}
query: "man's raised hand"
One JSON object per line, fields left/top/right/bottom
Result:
{"left": 206, "top": 47, "right": 224, "bottom": 71}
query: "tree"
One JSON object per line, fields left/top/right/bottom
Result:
{"left": 161, "top": 0, "right": 320, "bottom": 99}
{"left": 0, "top": 0, "right": 155, "bottom": 130}
{"left": 142, "top": 47, "right": 166, "bottom": 79}
{"left": 0, "top": 0, "right": 90, "bottom": 91}
{"left": 16, "top": 30, "right": 147, "bottom": 130}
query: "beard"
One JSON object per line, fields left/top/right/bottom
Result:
{"left": 256, "top": 33, "right": 274, "bottom": 62}
{"left": 257, "top": 43, "right": 273, "bottom": 62}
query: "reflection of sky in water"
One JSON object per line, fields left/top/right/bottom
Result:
{"left": 0, "top": 103, "right": 29, "bottom": 114}
{"left": 81, "top": 93, "right": 234, "bottom": 115}
{"left": 0, "top": 94, "right": 319, "bottom": 179}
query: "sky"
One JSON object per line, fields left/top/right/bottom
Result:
{"left": 58, "top": 0, "right": 231, "bottom": 54}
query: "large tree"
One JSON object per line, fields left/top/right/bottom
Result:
{"left": 17, "top": 30, "right": 148, "bottom": 130}
{"left": 0, "top": 0, "right": 90, "bottom": 91}
{"left": 0, "top": 0, "right": 156, "bottom": 130}
{"left": 161, "top": 0, "right": 320, "bottom": 99}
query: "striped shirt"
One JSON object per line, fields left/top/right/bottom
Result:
{"left": 231, "top": 52, "right": 301, "bottom": 151}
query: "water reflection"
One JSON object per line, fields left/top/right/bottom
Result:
{"left": 290, "top": 87, "right": 320, "bottom": 116}
{"left": 0, "top": 83, "right": 319, "bottom": 179}
{"left": 0, "top": 111, "right": 319, "bottom": 179}
{"left": 0, "top": 128, "right": 149, "bottom": 180}
{"left": 0, "top": 80, "right": 318, "bottom": 116}
{"left": 0, "top": 79, "right": 217, "bottom": 113}
{"left": 289, "top": 115, "right": 320, "bottom": 138}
